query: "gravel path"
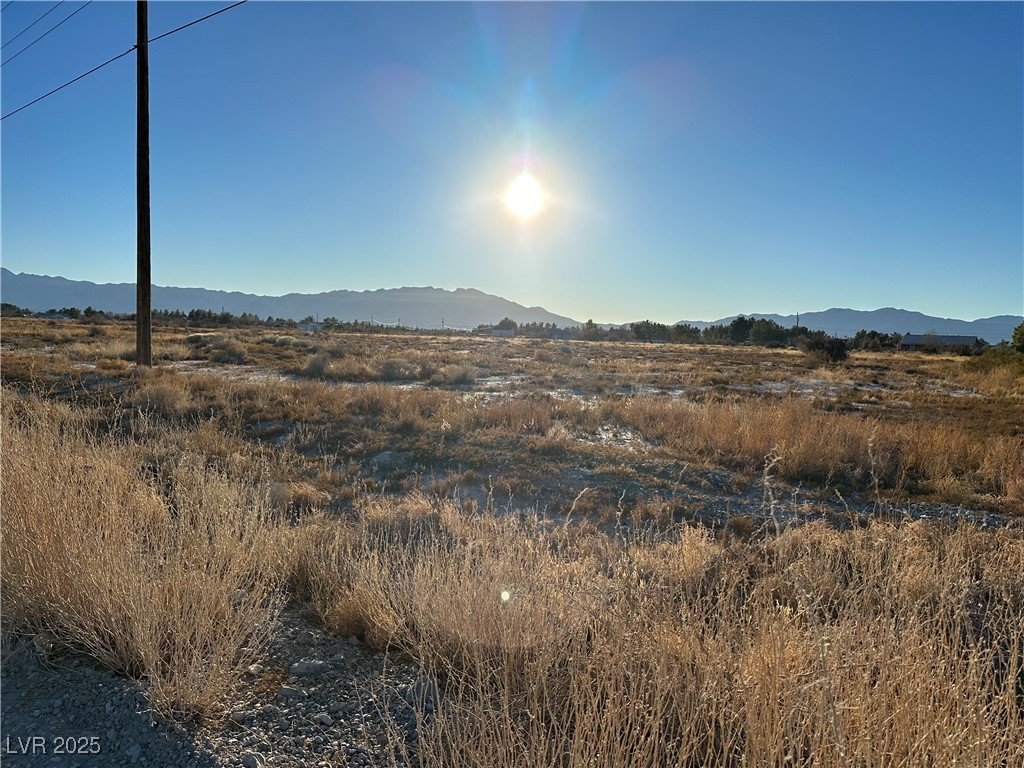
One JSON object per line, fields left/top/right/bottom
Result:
{"left": 1, "top": 607, "right": 423, "bottom": 768}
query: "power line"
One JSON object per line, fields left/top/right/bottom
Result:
{"left": 1, "top": 2, "right": 16, "bottom": 12}
{"left": 2, "top": 45, "right": 133, "bottom": 120}
{"left": 148, "top": 0, "right": 247, "bottom": 45}
{"left": 1, "top": 1, "right": 63, "bottom": 50}
{"left": 2, "top": 0, "right": 91, "bottom": 67}
{"left": 2, "top": 0, "right": 249, "bottom": 121}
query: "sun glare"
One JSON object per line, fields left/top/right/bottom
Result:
{"left": 504, "top": 172, "right": 545, "bottom": 219}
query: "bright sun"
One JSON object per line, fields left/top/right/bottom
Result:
{"left": 504, "top": 171, "right": 545, "bottom": 219}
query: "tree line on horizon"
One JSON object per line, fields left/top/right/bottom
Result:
{"left": 5, "top": 303, "right": 1017, "bottom": 359}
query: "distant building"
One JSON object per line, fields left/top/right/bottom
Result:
{"left": 899, "top": 333, "right": 981, "bottom": 352}
{"left": 297, "top": 322, "right": 323, "bottom": 333}
{"left": 491, "top": 328, "right": 515, "bottom": 338}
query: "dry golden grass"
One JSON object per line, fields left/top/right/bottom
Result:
{"left": 299, "top": 494, "right": 1024, "bottom": 767}
{"left": 620, "top": 396, "right": 1024, "bottom": 509}
{"left": 2, "top": 374, "right": 1022, "bottom": 762}
{"left": 5, "top": 317, "right": 1020, "bottom": 511}
{"left": 0, "top": 391, "right": 288, "bottom": 721}
{"left": 127, "top": 368, "right": 196, "bottom": 417}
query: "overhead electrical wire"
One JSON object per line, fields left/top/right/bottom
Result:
{"left": 2, "top": 0, "right": 92, "bottom": 67}
{"left": 2, "top": 0, "right": 248, "bottom": 121}
{"left": 147, "top": 0, "right": 247, "bottom": 45}
{"left": 1, "top": 45, "right": 134, "bottom": 120}
{"left": 1, "top": 2, "right": 17, "bottom": 13}
{"left": 1, "top": 1, "right": 63, "bottom": 50}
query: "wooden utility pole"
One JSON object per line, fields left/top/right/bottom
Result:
{"left": 136, "top": 0, "right": 152, "bottom": 366}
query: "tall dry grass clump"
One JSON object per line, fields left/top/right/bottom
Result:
{"left": 620, "top": 396, "right": 1024, "bottom": 509}
{"left": 0, "top": 390, "right": 286, "bottom": 721}
{"left": 296, "top": 494, "right": 1024, "bottom": 767}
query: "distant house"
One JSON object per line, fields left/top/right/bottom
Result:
{"left": 491, "top": 328, "right": 515, "bottom": 338}
{"left": 899, "top": 333, "right": 981, "bottom": 353}
{"left": 297, "top": 322, "right": 323, "bottom": 333}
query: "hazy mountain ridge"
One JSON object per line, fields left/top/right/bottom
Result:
{"left": 0, "top": 269, "right": 578, "bottom": 330}
{"left": 1, "top": 269, "right": 1019, "bottom": 341}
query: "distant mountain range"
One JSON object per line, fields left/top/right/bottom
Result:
{"left": 675, "top": 308, "right": 1021, "bottom": 344}
{"left": 0, "top": 268, "right": 577, "bottom": 330}
{"left": 1, "top": 268, "right": 1020, "bottom": 342}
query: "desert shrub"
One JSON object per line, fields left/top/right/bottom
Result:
{"left": 270, "top": 481, "right": 331, "bottom": 513}
{"left": 430, "top": 364, "right": 478, "bottom": 386}
{"left": 185, "top": 332, "right": 223, "bottom": 347}
{"left": 417, "top": 359, "right": 439, "bottom": 381}
{"left": 128, "top": 374, "right": 194, "bottom": 417}
{"left": 153, "top": 342, "right": 193, "bottom": 362}
{"left": 211, "top": 342, "right": 246, "bottom": 364}
{"left": 377, "top": 358, "right": 416, "bottom": 381}
{"left": 303, "top": 352, "right": 334, "bottom": 379}
{"left": 800, "top": 334, "right": 848, "bottom": 363}
{"left": 963, "top": 343, "right": 1024, "bottom": 377}
{"left": 80, "top": 339, "right": 135, "bottom": 361}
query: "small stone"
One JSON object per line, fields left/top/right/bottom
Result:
{"left": 125, "top": 742, "right": 142, "bottom": 762}
{"left": 246, "top": 663, "right": 264, "bottom": 676}
{"left": 347, "top": 636, "right": 360, "bottom": 646}
{"left": 241, "top": 754, "right": 265, "bottom": 768}
{"left": 371, "top": 451, "right": 410, "bottom": 469}
{"left": 230, "top": 709, "right": 252, "bottom": 723}
{"left": 51, "top": 697, "right": 64, "bottom": 709}
{"left": 289, "top": 658, "right": 329, "bottom": 677}
{"left": 314, "top": 713, "right": 333, "bottom": 727}
{"left": 278, "top": 685, "right": 306, "bottom": 699}
{"left": 278, "top": 717, "right": 291, "bottom": 731}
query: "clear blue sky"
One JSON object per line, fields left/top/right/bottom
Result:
{"left": 2, "top": 1, "right": 1022, "bottom": 324}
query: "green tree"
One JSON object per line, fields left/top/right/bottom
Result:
{"left": 728, "top": 316, "right": 753, "bottom": 343}
{"left": 701, "top": 324, "right": 730, "bottom": 343}
{"left": 671, "top": 323, "right": 702, "bottom": 343}
{"left": 1012, "top": 321, "right": 1024, "bottom": 354}
{"left": 577, "top": 319, "right": 604, "bottom": 341}
{"left": 801, "top": 333, "right": 848, "bottom": 363}
{"left": 749, "top": 318, "right": 787, "bottom": 346}
{"left": 630, "top": 320, "right": 669, "bottom": 341}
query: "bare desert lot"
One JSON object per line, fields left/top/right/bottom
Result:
{"left": 2, "top": 317, "right": 1023, "bottom": 766}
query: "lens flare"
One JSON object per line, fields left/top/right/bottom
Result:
{"left": 500, "top": 590, "right": 511, "bottom": 602}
